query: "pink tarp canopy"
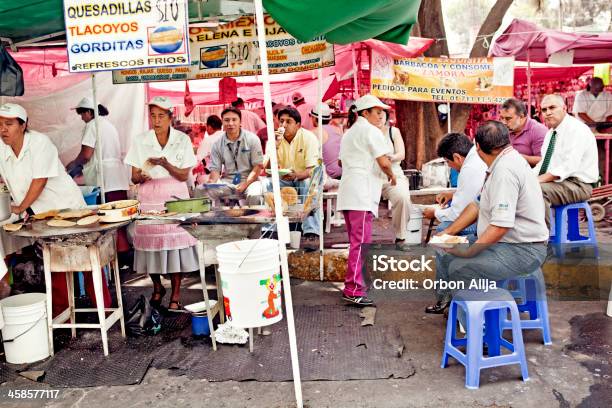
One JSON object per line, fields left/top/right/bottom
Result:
{"left": 514, "top": 65, "right": 592, "bottom": 85}
{"left": 490, "top": 19, "right": 612, "bottom": 64}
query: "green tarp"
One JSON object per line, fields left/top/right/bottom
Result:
{"left": 263, "top": 0, "right": 421, "bottom": 45}
{"left": 1, "top": 0, "right": 420, "bottom": 46}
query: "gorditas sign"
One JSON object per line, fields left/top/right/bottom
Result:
{"left": 371, "top": 52, "right": 514, "bottom": 104}
{"left": 64, "top": 0, "right": 190, "bottom": 73}
{"left": 111, "top": 15, "right": 335, "bottom": 84}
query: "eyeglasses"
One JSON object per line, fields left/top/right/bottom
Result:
{"left": 540, "top": 106, "right": 558, "bottom": 113}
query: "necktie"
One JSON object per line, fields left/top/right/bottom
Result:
{"left": 538, "top": 130, "right": 557, "bottom": 175}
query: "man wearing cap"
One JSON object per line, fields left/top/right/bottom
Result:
{"left": 208, "top": 106, "right": 265, "bottom": 205}
{"left": 0, "top": 103, "right": 111, "bottom": 317}
{"left": 67, "top": 97, "right": 129, "bottom": 203}
{"left": 267, "top": 106, "right": 321, "bottom": 239}
{"left": 536, "top": 94, "right": 599, "bottom": 227}
{"left": 310, "top": 103, "right": 342, "bottom": 184}
{"left": 231, "top": 98, "right": 265, "bottom": 134}
{"left": 292, "top": 92, "right": 315, "bottom": 130}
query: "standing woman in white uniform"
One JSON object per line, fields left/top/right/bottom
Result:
{"left": 67, "top": 97, "right": 131, "bottom": 257}
{"left": 377, "top": 111, "right": 412, "bottom": 243}
{"left": 124, "top": 97, "right": 198, "bottom": 311}
{"left": 0, "top": 103, "right": 112, "bottom": 318}
{"left": 337, "top": 95, "right": 396, "bottom": 306}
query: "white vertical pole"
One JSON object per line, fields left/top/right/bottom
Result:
{"left": 351, "top": 44, "right": 359, "bottom": 98}
{"left": 317, "top": 68, "right": 324, "bottom": 281}
{"left": 447, "top": 102, "right": 451, "bottom": 133}
{"left": 91, "top": 74, "right": 106, "bottom": 203}
{"left": 253, "top": 2, "right": 303, "bottom": 407}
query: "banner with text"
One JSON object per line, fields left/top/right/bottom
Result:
{"left": 370, "top": 52, "right": 514, "bottom": 104}
{"left": 111, "top": 15, "right": 335, "bottom": 84}
{"left": 64, "top": 0, "right": 190, "bottom": 73}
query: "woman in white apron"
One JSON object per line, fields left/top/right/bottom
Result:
{"left": 68, "top": 97, "right": 131, "bottom": 257}
{"left": 337, "top": 95, "right": 396, "bottom": 306}
{"left": 0, "top": 103, "right": 111, "bottom": 317}
{"left": 125, "top": 97, "right": 198, "bottom": 311}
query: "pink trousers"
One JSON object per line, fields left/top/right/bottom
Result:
{"left": 342, "top": 210, "right": 373, "bottom": 297}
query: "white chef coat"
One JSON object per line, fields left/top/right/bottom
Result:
{"left": 533, "top": 113, "right": 599, "bottom": 184}
{"left": 0, "top": 130, "right": 86, "bottom": 213}
{"left": 435, "top": 146, "right": 487, "bottom": 222}
{"left": 124, "top": 128, "right": 197, "bottom": 178}
{"left": 337, "top": 117, "right": 390, "bottom": 217}
{"left": 195, "top": 130, "right": 223, "bottom": 165}
{"left": 572, "top": 90, "right": 612, "bottom": 123}
{"left": 80, "top": 117, "right": 129, "bottom": 192}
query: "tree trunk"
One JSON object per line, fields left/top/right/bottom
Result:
{"left": 395, "top": 0, "right": 514, "bottom": 168}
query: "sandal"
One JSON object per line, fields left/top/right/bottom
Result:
{"left": 150, "top": 286, "right": 166, "bottom": 307}
{"left": 167, "top": 300, "right": 185, "bottom": 312}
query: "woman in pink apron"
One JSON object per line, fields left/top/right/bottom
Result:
{"left": 124, "top": 97, "right": 198, "bottom": 311}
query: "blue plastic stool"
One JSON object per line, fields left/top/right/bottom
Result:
{"left": 441, "top": 288, "right": 529, "bottom": 389}
{"left": 498, "top": 269, "right": 552, "bottom": 345}
{"left": 549, "top": 202, "right": 597, "bottom": 245}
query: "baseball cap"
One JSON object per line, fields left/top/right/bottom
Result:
{"left": 310, "top": 103, "right": 332, "bottom": 120}
{"left": 148, "top": 96, "right": 173, "bottom": 111}
{"left": 354, "top": 94, "right": 390, "bottom": 111}
{"left": 0, "top": 103, "right": 28, "bottom": 121}
{"left": 73, "top": 97, "right": 95, "bottom": 110}
{"left": 291, "top": 92, "right": 304, "bottom": 104}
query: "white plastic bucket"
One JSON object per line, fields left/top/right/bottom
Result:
{"left": 216, "top": 239, "right": 282, "bottom": 328}
{"left": 406, "top": 209, "right": 424, "bottom": 244}
{"left": 0, "top": 293, "right": 50, "bottom": 364}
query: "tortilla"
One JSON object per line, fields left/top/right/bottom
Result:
{"left": 2, "top": 223, "right": 23, "bottom": 232}
{"left": 281, "top": 187, "right": 298, "bottom": 205}
{"left": 47, "top": 219, "right": 77, "bottom": 228}
{"left": 76, "top": 215, "right": 100, "bottom": 226}
{"left": 100, "top": 200, "right": 139, "bottom": 210}
{"left": 33, "top": 210, "right": 59, "bottom": 220}
{"left": 56, "top": 209, "right": 94, "bottom": 219}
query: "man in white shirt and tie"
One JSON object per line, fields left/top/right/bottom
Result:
{"left": 535, "top": 94, "right": 599, "bottom": 227}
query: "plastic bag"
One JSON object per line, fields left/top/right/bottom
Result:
{"left": 0, "top": 46, "right": 24, "bottom": 97}
{"left": 125, "top": 295, "right": 162, "bottom": 337}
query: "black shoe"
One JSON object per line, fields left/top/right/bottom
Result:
{"left": 395, "top": 238, "right": 405, "bottom": 244}
{"left": 342, "top": 294, "right": 375, "bottom": 307}
{"left": 425, "top": 300, "right": 450, "bottom": 314}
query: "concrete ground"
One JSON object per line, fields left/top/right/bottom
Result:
{"left": 1, "top": 207, "right": 611, "bottom": 408}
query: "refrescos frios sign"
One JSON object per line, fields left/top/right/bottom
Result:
{"left": 63, "top": 0, "right": 190, "bottom": 72}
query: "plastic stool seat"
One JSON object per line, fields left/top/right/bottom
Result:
{"left": 549, "top": 202, "right": 597, "bottom": 245}
{"left": 441, "top": 288, "right": 529, "bottom": 389}
{"left": 498, "top": 269, "right": 552, "bottom": 345}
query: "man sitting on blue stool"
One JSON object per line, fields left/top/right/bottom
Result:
{"left": 429, "top": 121, "right": 549, "bottom": 315}
{"left": 535, "top": 94, "right": 599, "bottom": 228}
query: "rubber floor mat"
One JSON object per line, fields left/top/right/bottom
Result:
{"left": 152, "top": 305, "right": 415, "bottom": 381}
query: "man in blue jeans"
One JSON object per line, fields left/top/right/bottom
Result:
{"left": 423, "top": 133, "right": 487, "bottom": 313}
{"left": 426, "top": 122, "right": 549, "bottom": 315}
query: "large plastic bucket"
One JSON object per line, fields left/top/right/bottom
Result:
{"left": 406, "top": 209, "right": 424, "bottom": 244}
{"left": 0, "top": 293, "right": 50, "bottom": 364}
{"left": 216, "top": 239, "right": 282, "bottom": 328}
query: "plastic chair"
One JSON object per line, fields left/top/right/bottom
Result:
{"left": 441, "top": 288, "right": 529, "bottom": 389}
{"left": 498, "top": 269, "right": 552, "bottom": 345}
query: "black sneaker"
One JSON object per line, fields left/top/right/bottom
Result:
{"left": 342, "top": 294, "right": 375, "bottom": 307}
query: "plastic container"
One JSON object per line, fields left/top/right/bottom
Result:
{"left": 216, "top": 239, "right": 282, "bottom": 328}
{"left": 0, "top": 293, "right": 50, "bottom": 364}
{"left": 406, "top": 208, "right": 424, "bottom": 245}
{"left": 191, "top": 313, "right": 211, "bottom": 336}
{"left": 79, "top": 186, "right": 100, "bottom": 205}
